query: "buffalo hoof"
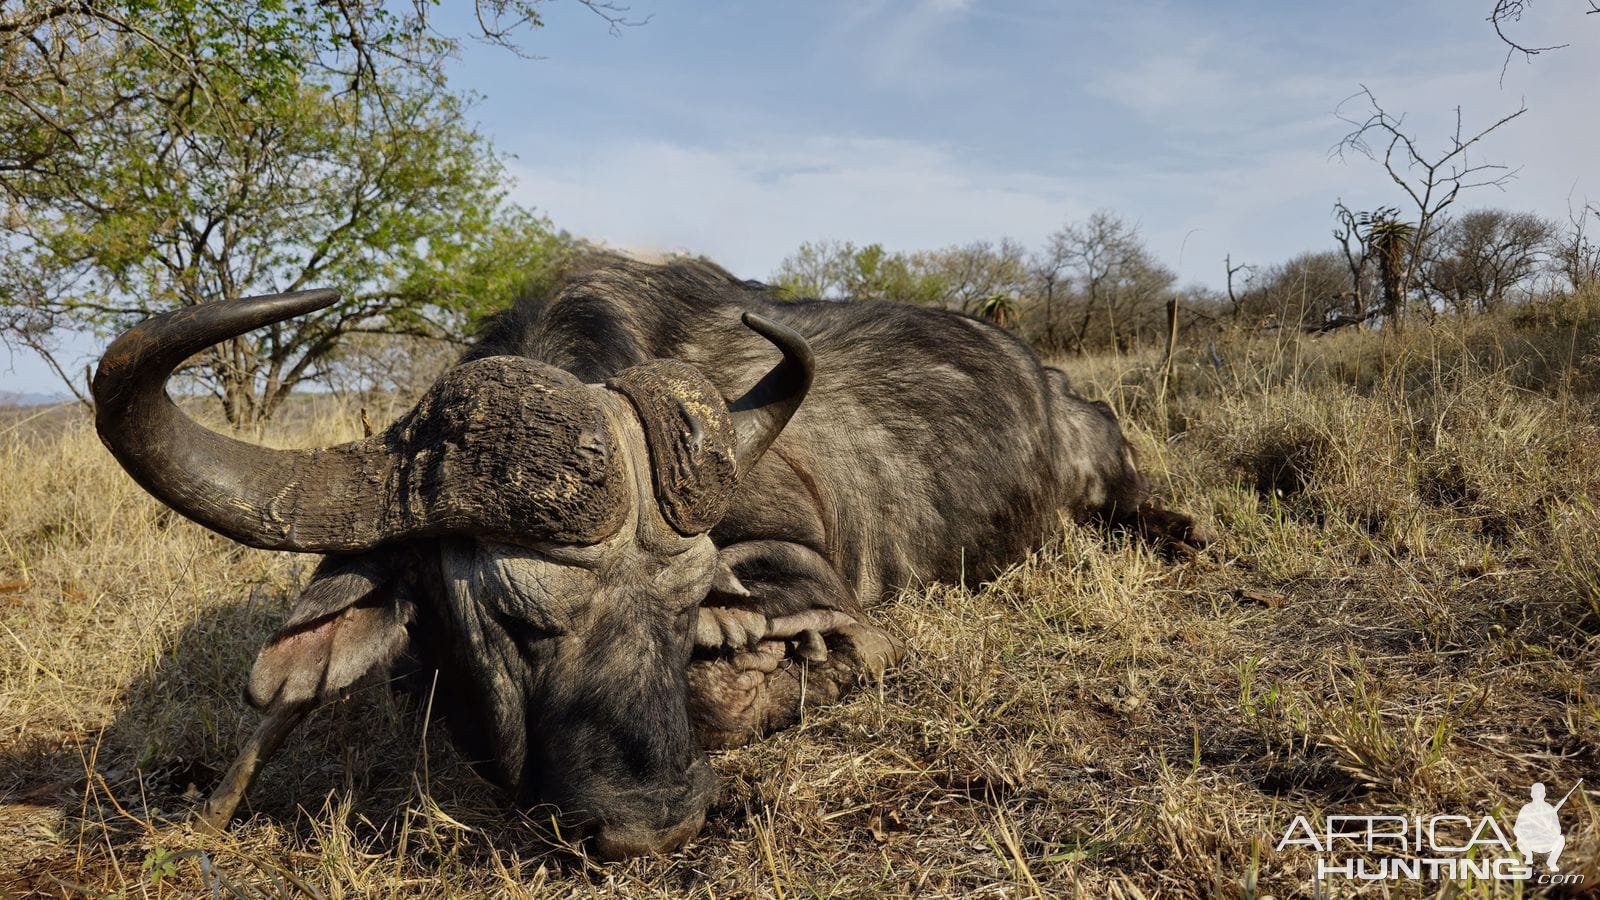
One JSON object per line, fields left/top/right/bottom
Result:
{"left": 1134, "top": 504, "right": 1211, "bottom": 558}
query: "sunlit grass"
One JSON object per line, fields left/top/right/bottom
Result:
{"left": 3, "top": 314, "right": 1598, "bottom": 896}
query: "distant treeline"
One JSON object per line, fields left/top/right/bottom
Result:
{"left": 768, "top": 204, "right": 1600, "bottom": 355}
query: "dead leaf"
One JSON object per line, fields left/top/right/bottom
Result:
{"left": 1235, "top": 588, "right": 1286, "bottom": 609}
{"left": 0, "top": 577, "right": 31, "bottom": 595}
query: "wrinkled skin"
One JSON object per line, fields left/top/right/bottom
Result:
{"left": 101, "top": 257, "right": 1203, "bottom": 860}
{"left": 240, "top": 391, "right": 730, "bottom": 857}
{"left": 420, "top": 395, "right": 721, "bottom": 857}
{"left": 463, "top": 259, "right": 1201, "bottom": 758}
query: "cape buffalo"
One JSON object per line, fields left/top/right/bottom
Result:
{"left": 91, "top": 256, "right": 1201, "bottom": 859}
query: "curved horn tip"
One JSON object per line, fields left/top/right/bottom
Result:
{"left": 90, "top": 285, "right": 376, "bottom": 553}
{"left": 269, "top": 286, "right": 341, "bottom": 304}
{"left": 726, "top": 311, "right": 814, "bottom": 479}
{"left": 739, "top": 312, "right": 814, "bottom": 371}
{"left": 232, "top": 287, "right": 344, "bottom": 319}
{"left": 92, "top": 287, "right": 345, "bottom": 407}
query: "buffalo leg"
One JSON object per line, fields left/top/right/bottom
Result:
{"left": 690, "top": 540, "right": 901, "bottom": 747}
{"left": 196, "top": 701, "right": 311, "bottom": 833}
{"left": 687, "top": 618, "right": 900, "bottom": 749}
{"left": 1133, "top": 503, "right": 1209, "bottom": 554}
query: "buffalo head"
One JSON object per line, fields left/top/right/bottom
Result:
{"left": 91, "top": 289, "right": 812, "bottom": 859}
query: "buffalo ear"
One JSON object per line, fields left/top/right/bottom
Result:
{"left": 246, "top": 554, "right": 415, "bottom": 710}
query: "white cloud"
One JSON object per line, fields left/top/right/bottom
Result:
{"left": 507, "top": 135, "right": 1090, "bottom": 279}
{"left": 498, "top": 2, "right": 1600, "bottom": 290}
{"left": 505, "top": 64, "right": 1600, "bottom": 292}
{"left": 1066, "top": 3, "right": 1600, "bottom": 281}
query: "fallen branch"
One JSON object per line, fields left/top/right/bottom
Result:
{"left": 1303, "top": 307, "right": 1384, "bottom": 334}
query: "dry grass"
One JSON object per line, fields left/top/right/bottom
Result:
{"left": 3, "top": 316, "right": 1600, "bottom": 898}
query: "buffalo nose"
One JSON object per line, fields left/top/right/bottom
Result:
{"left": 592, "top": 813, "right": 705, "bottom": 861}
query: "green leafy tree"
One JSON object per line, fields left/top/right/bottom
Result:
{"left": 852, "top": 245, "right": 949, "bottom": 305}
{"left": 770, "top": 239, "right": 856, "bottom": 299}
{"left": 0, "top": 1, "right": 609, "bottom": 424}
{"left": 770, "top": 240, "right": 947, "bottom": 304}
{"left": 919, "top": 239, "right": 1030, "bottom": 315}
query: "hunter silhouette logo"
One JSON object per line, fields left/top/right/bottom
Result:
{"left": 1276, "top": 778, "right": 1587, "bottom": 885}
{"left": 1515, "top": 780, "right": 1580, "bottom": 872}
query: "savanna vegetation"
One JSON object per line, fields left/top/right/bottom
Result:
{"left": 4, "top": 307, "right": 1600, "bottom": 897}
{"left": 770, "top": 201, "right": 1600, "bottom": 360}
{"left": 3, "top": 1, "right": 1599, "bottom": 898}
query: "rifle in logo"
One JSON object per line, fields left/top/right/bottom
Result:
{"left": 1514, "top": 779, "right": 1582, "bottom": 872}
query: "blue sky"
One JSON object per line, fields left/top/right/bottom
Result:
{"left": 3, "top": 0, "right": 1596, "bottom": 396}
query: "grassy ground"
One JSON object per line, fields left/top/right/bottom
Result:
{"left": 2, "top": 315, "right": 1599, "bottom": 898}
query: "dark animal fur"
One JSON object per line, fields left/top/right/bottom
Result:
{"left": 474, "top": 255, "right": 1155, "bottom": 608}
{"left": 232, "top": 255, "right": 1187, "bottom": 856}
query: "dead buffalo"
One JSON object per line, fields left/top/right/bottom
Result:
{"left": 91, "top": 256, "right": 1200, "bottom": 859}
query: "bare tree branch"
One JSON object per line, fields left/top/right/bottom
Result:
{"left": 1488, "top": 1, "right": 1599, "bottom": 84}
{"left": 1224, "top": 254, "right": 1256, "bottom": 320}
{"left": 1332, "top": 88, "right": 1528, "bottom": 326}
